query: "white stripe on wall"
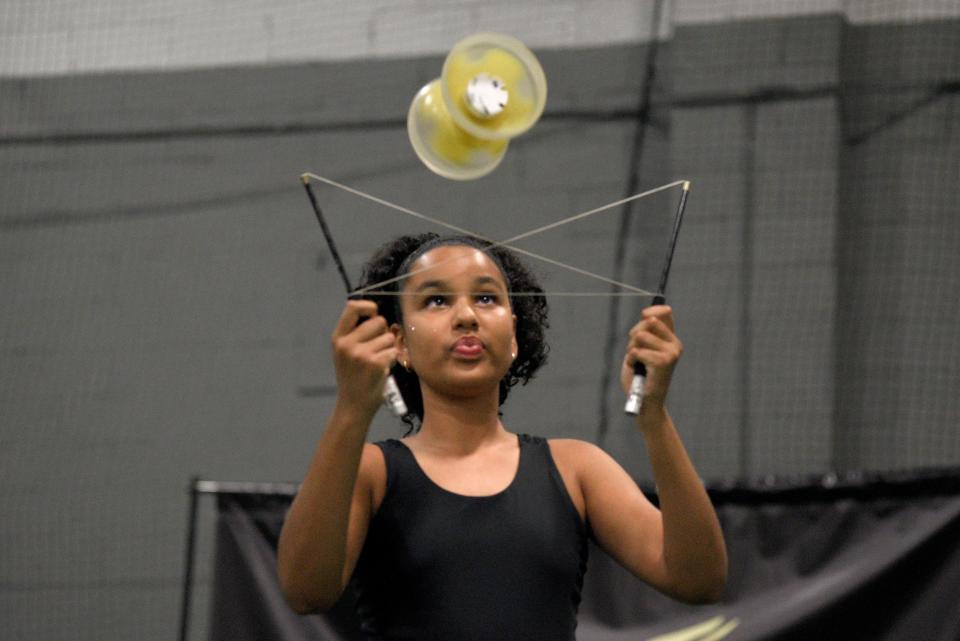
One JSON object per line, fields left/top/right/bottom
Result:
{"left": 0, "top": 0, "right": 956, "bottom": 77}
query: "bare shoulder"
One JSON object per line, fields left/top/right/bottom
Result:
{"left": 547, "top": 438, "right": 614, "bottom": 471}
{"left": 547, "top": 438, "right": 640, "bottom": 498}
{"left": 359, "top": 441, "right": 387, "bottom": 474}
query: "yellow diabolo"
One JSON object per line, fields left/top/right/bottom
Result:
{"left": 407, "top": 33, "right": 547, "bottom": 180}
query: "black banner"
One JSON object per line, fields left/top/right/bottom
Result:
{"left": 208, "top": 471, "right": 960, "bottom": 641}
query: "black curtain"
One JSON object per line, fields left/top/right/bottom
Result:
{"left": 208, "top": 470, "right": 960, "bottom": 641}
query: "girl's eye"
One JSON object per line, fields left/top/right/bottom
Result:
{"left": 476, "top": 293, "right": 498, "bottom": 304}
{"left": 425, "top": 295, "right": 447, "bottom": 307}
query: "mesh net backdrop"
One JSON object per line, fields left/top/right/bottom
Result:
{"left": 1, "top": 1, "right": 959, "bottom": 639}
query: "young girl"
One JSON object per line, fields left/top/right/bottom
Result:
{"left": 277, "top": 233, "right": 727, "bottom": 640}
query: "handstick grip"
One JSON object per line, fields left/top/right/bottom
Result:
{"left": 624, "top": 294, "right": 665, "bottom": 416}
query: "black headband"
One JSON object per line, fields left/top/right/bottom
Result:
{"left": 394, "top": 235, "right": 510, "bottom": 292}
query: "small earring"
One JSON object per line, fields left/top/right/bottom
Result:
{"left": 511, "top": 352, "right": 516, "bottom": 360}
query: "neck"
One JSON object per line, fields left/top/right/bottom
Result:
{"left": 414, "top": 385, "right": 507, "bottom": 454}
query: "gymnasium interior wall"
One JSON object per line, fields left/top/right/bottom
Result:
{"left": 2, "top": 2, "right": 958, "bottom": 639}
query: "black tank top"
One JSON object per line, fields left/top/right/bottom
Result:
{"left": 351, "top": 434, "right": 589, "bottom": 641}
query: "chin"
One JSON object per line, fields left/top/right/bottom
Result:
{"left": 435, "top": 367, "right": 506, "bottom": 397}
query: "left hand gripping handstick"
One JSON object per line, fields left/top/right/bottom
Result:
{"left": 624, "top": 294, "right": 665, "bottom": 415}
{"left": 301, "top": 175, "right": 408, "bottom": 417}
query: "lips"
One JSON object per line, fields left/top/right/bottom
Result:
{"left": 452, "top": 336, "right": 484, "bottom": 357}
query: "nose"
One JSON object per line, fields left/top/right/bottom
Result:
{"left": 451, "top": 296, "right": 479, "bottom": 330}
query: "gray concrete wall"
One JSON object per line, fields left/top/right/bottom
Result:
{"left": 5, "top": 0, "right": 957, "bottom": 77}
{"left": 0, "top": 0, "right": 668, "bottom": 76}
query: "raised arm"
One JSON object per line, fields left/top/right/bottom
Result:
{"left": 277, "top": 300, "right": 395, "bottom": 613}
{"left": 580, "top": 305, "right": 727, "bottom": 603}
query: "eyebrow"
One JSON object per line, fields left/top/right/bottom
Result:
{"left": 413, "top": 276, "right": 507, "bottom": 294}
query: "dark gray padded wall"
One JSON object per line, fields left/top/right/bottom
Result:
{"left": 835, "top": 19, "right": 960, "bottom": 471}
{"left": 664, "top": 15, "right": 842, "bottom": 479}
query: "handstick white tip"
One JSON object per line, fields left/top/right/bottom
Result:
{"left": 624, "top": 373, "right": 645, "bottom": 415}
{"left": 383, "top": 375, "right": 408, "bottom": 417}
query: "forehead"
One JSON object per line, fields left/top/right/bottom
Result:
{"left": 404, "top": 244, "right": 507, "bottom": 288}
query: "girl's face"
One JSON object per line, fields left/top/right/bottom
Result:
{"left": 395, "top": 245, "right": 517, "bottom": 399}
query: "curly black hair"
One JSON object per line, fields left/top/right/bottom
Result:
{"left": 356, "top": 233, "right": 549, "bottom": 433}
